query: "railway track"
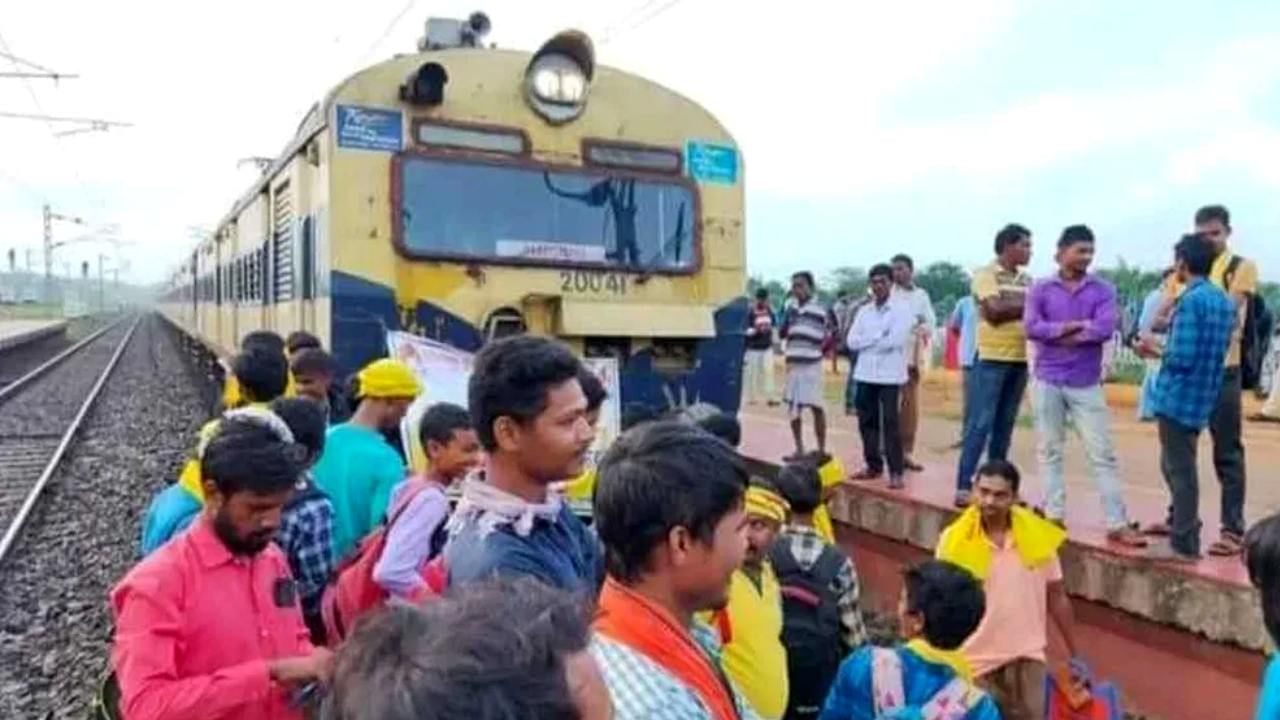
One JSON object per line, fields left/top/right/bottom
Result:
{"left": 0, "top": 315, "right": 139, "bottom": 565}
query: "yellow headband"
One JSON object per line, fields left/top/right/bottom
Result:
{"left": 356, "top": 359, "right": 421, "bottom": 400}
{"left": 745, "top": 486, "right": 789, "bottom": 524}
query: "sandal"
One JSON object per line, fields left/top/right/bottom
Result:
{"left": 1142, "top": 522, "right": 1171, "bottom": 536}
{"left": 953, "top": 490, "right": 972, "bottom": 508}
{"left": 1208, "top": 532, "right": 1244, "bottom": 557}
{"left": 1248, "top": 412, "right": 1280, "bottom": 424}
{"left": 1107, "top": 527, "right": 1149, "bottom": 548}
{"left": 848, "top": 468, "right": 883, "bottom": 481}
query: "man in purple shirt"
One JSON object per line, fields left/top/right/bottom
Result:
{"left": 1025, "top": 225, "right": 1147, "bottom": 548}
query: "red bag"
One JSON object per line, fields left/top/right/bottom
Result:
{"left": 320, "top": 480, "right": 444, "bottom": 644}
{"left": 1044, "top": 663, "right": 1123, "bottom": 720}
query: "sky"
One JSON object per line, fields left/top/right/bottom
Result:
{"left": 2, "top": 0, "right": 1279, "bottom": 287}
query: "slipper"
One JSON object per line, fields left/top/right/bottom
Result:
{"left": 904, "top": 459, "right": 925, "bottom": 472}
{"left": 1144, "top": 541, "right": 1200, "bottom": 564}
{"left": 1248, "top": 412, "right": 1280, "bottom": 423}
{"left": 953, "top": 491, "right": 972, "bottom": 508}
{"left": 1142, "top": 522, "right": 1171, "bottom": 536}
{"left": 1208, "top": 534, "right": 1244, "bottom": 557}
{"left": 848, "top": 468, "right": 883, "bottom": 481}
{"left": 1107, "top": 528, "right": 1149, "bottom": 548}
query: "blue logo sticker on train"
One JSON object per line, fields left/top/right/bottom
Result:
{"left": 685, "top": 141, "right": 739, "bottom": 185}
{"left": 336, "top": 105, "right": 404, "bottom": 152}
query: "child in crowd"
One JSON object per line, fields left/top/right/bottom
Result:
{"left": 771, "top": 462, "right": 868, "bottom": 719}
{"left": 1246, "top": 513, "right": 1280, "bottom": 719}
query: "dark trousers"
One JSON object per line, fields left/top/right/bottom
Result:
{"left": 1209, "top": 368, "right": 1246, "bottom": 536}
{"left": 855, "top": 382, "right": 904, "bottom": 476}
{"left": 1158, "top": 416, "right": 1203, "bottom": 556}
{"left": 956, "top": 360, "right": 1028, "bottom": 491}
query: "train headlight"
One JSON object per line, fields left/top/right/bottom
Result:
{"left": 524, "top": 30, "right": 594, "bottom": 124}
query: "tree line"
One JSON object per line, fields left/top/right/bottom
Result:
{"left": 749, "top": 260, "right": 1280, "bottom": 326}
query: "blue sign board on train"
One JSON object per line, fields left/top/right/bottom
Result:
{"left": 336, "top": 105, "right": 404, "bottom": 152}
{"left": 685, "top": 141, "right": 739, "bottom": 185}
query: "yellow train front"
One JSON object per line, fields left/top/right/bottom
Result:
{"left": 165, "top": 14, "right": 748, "bottom": 414}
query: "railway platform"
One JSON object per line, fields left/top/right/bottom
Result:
{"left": 740, "top": 402, "right": 1269, "bottom": 720}
{"left": 0, "top": 319, "right": 68, "bottom": 353}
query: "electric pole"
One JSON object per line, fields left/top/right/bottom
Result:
{"left": 42, "top": 203, "right": 85, "bottom": 306}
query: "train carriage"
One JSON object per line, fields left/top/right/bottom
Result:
{"left": 162, "top": 13, "right": 747, "bottom": 415}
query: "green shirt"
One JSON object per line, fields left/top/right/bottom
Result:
{"left": 312, "top": 423, "right": 406, "bottom": 559}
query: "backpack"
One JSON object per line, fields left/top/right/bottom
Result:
{"left": 320, "top": 480, "right": 449, "bottom": 643}
{"left": 871, "top": 647, "right": 984, "bottom": 720}
{"left": 1225, "top": 256, "right": 1274, "bottom": 391}
{"left": 1043, "top": 660, "right": 1123, "bottom": 720}
{"left": 769, "top": 541, "right": 848, "bottom": 719}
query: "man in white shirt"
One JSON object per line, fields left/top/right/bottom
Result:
{"left": 847, "top": 264, "right": 914, "bottom": 489}
{"left": 891, "top": 254, "right": 937, "bottom": 472}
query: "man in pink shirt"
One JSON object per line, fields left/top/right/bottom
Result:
{"left": 111, "top": 414, "right": 334, "bottom": 720}
{"left": 937, "top": 460, "right": 1080, "bottom": 720}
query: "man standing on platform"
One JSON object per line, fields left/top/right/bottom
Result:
{"left": 781, "top": 271, "right": 834, "bottom": 461}
{"left": 745, "top": 288, "right": 779, "bottom": 407}
{"left": 954, "top": 225, "right": 1033, "bottom": 508}
{"left": 949, "top": 295, "right": 980, "bottom": 449}
{"left": 1023, "top": 225, "right": 1146, "bottom": 548}
{"left": 847, "top": 265, "right": 913, "bottom": 489}
{"left": 891, "top": 254, "right": 936, "bottom": 473}
{"left": 1147, "top": 205, "right": 1257, "bottom": 558}
{"left": 1145, "top": 233, "right": 1236, "bottom": 562}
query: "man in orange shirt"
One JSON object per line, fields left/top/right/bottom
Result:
{"left": 112, "top": 414, "right": 334, "bottom": 720}
{"left": 937, "top": 460, "right": 1079, "bottom": 720}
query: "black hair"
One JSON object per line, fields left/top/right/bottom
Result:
{"left": 290, "top": 347, "right": 336, "bottom": 378}
{"left": 697, "top": 412, "right": 742, "bottom": 448}
{"left": 419, "top": 402, "right": 474, "bottom": 448}
{"left": 1175, "top": 233, "right": 1217, "bottom": 277}
{"left": 270, "top": 397, "right": 327, "bottom": 463}
{"left": 890, "top": 254, "right": 914, "bottom": 271}
{"left": 621, "top": 402, "right": 660, "bottom": 431}
{"left": 1058, "top": 224, "right": 1095, "bottom": 249}
{"left": 594, "top": 420, "right": 749, "bottom": 584}
{"left": 1194, "top": 204, "right": 1231, "bottom": 230}
{"left": 578, "top": 367, "right": 608, "bottom": 414}
{"left": 468, "top": 335, "right": 583, "bottom": 451}
{"left": 241, "top": 330, "right": 285, "bottom": 355}
{"left": 201, "top": 418, "right": 304, "bottom": 496}
{"left": 903, "top": 560, "right": 987, "bottom": 650}
{"left": 791, "top": 271, "right": 815, "bottom": 289}
{"left": 975, "top": 459, "right": 1021, "bottom": 494}
{"left": 868, "top": 263, "right": 894, "bottom": 281}
{"left": 1247, "top": 514, "right": 1280, "bottom": 647}
{"left": 329, "top": 578, "right": 589, "bottom": 720}
{"left": 994, "top": 223, "right": 1032, "bottom": 255}
{"left": 286, "top": 330, "right": 323, "bottom": 355}
{"left": 754, "top": 287, "right": 769, "bottom": 301}
{"left": 1161, "top": 266, "right": 1176, "bottom": 280}
{"left": 774, "top": 461, "right": 822, "bottom": 514}
{"left": 232, "top": 348, "right": 289, "bottom": 403}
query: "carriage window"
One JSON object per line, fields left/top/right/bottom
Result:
{"left": 397, "top": 156, "right": 698, "bottom": 272}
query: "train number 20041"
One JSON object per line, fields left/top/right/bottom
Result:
{"left": 560, "top": 270, "right": 628, "bottom": 295}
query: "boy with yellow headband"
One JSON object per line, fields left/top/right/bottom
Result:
{"left": 312, "top": 358, "right": 421, "bottom": 559}
{"left": 706, "top": 483, "right": 791, "bottom": 720}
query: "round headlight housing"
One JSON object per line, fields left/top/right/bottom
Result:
{"left": 524, "top": 31, "right": 595, "bottom": 125}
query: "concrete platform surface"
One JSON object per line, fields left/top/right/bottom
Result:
{"left": 0, "top": 319, "right": 67, "bottom": 352}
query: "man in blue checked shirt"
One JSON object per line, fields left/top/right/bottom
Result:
{"left": 1143, "top": 234, "right": 1236, "bottom": 562}
{"left": 271, "top": 398, "right": 337, "bottom": 643}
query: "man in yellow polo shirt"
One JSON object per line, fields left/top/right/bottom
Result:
{"left": 1145, "top": 205, "right": 1257, "bottom": 557}
{"left": 954, "top": 224, "right": 1033, "bottom": 508}
{"left": 707, "top": 484, "right": 790, "bottom": 719}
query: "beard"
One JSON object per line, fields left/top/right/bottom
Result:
{"left": 213, "top": 508, "right": 274, "bottom": 556}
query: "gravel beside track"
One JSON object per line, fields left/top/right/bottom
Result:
{"left": 0, "top": 314, "right": 207, "bottom": 719}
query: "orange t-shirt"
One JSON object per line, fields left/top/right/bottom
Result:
{"left": 961, "top": 535, "right": 1063, "bottom": 678}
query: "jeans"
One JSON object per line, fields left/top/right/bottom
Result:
{"left": 743, "top": 348, "right": 775, "bottom": 404}
{"left": 845, "top": 362, "right": 858, "bottom": 415}
{"left": 956, "top": 360, "right": 1028, "bottom": 491}
{"left": 1158, "top": 416, "right": 1202, "bottom": 556}
{"left": 1033, "top": 382, "right": 1129, "bottom": 529}
{"left": 1208, "top": 367, "right": 1246, "bottom": 537}
{"left": 855, "top": 382, "right": 904, "bottom": 476}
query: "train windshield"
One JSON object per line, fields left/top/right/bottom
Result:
{"left": 398, "top": 156, "right": 697, "bottom": 272}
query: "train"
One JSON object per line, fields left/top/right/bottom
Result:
{"left": 159, "top": 12, "right": 748, "bottom": 415}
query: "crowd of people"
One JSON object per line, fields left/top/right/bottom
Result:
{"left": 96, "top": 203, "right": 1280, "bottom": 720}
{"left": 768, "top": 204, "right": 1269, "bottom": 561}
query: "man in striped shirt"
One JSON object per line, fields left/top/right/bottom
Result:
{"left": 781, "top": 271, "right": 834, "bottom": 461}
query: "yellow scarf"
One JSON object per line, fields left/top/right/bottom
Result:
{"left": 936, "top": 505, "right": 1066, "bottom": 580}
{"left": 904, "top": 638, "right": 974, "bottom": 683}
{"left": 176, "top": 404, "right": 270, "bottom": 503}
{"left": 813, "top": 455, "right": 845, "bottom": 543}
